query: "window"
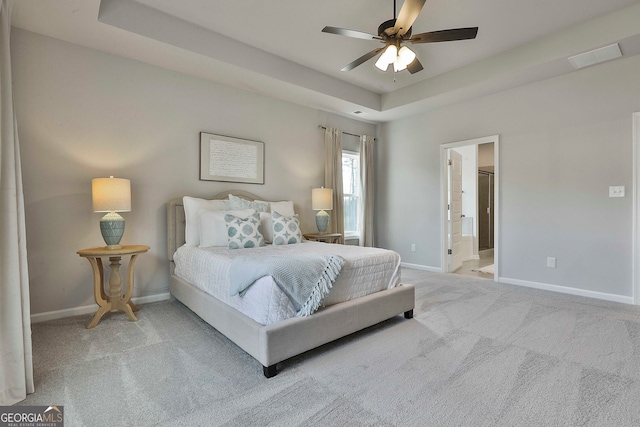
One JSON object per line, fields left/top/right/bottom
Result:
{"left": 342, "top": 151, "right": 360, "bottom": 237}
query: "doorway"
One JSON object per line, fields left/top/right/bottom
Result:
{"left": 441, "top": 135, "right": 499, "bottom": 280}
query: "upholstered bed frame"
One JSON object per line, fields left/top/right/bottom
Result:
{"left": 167, "top": 191, "right": 415, "bottom": 377}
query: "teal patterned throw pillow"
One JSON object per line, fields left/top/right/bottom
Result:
{"left": 224, "top": 212, "right": 266, "bottom": 249}
{"left": 228, "top": 194, "right": 269, "bottom": 212}
{"left": 272, "top": 211, "right": 303, "bottom": 245}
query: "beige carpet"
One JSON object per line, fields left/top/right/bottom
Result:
{"left": 18, "top": 268, "right": 640, "bottom": 426}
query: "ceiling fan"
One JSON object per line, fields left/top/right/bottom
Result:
{"left": 322, "top": 0, "right": 478, "bottom": 74}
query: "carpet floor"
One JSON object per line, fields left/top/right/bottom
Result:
{"left": 19, "top": 268, "right": 640, "bottom": 426}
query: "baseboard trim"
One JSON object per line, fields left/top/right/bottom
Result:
{"left": 499, "top": 277, "right": 633, "bottom": 305}
{"left": 30, "top": 292, "right": 171, "bottom": 324}
{"left": 401, "top": 262, "right": 442, "bottom": 273}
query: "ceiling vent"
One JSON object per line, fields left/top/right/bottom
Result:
{"left": 568, "top": 43, "right": 622, "bottom": 69}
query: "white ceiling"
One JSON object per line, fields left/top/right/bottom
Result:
{"left": 11, "top": 0, "right": 640, "bottom": 122}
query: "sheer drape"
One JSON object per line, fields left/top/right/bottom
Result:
{"left": 324, "top": 127, "right": 344, "bottom": 243}
{"left": 0, "top": 0, "right": 34, "bottom": 406}
{"left": 359, "top": 135, "right": 375, "bottom": 247}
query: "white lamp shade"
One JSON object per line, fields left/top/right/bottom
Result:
{"left": 398, "top": 46, "right": 416, "bottom": 67}
{"left": 312, "top": 187, "right": 333, "bottom": 211}
{"left": 375, "top": 44, "right": 398, "bottom": 71}
{"left": 393, "top": 60, "right": 407, "bottom": 72}
{"left": 92, "top": 177, "right": 131, "bottom": 212}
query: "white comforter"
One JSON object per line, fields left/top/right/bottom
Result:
{"left": 173, "top": 242, "right": 401, "bottom": 325}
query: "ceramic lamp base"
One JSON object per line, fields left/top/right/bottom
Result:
{"left": 100, "top": 211, "right": 125, "bottom": 250}
{"left": 315, "top": 210, "right": 330, "bottom": 233}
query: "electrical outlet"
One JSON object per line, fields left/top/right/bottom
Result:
{"left": 609, "top": 186, "right": 625, "bottom": 198}
{"left": 411, "top": 244, "right": 416, "bottom": 252}
{"left": 547, "top": 257, "right": 556, "bottom": 268}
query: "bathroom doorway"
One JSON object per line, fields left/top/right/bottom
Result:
{"left": 441, "top": 135, "right": 499, "bottom": 280}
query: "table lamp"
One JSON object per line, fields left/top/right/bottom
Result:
{"left": 92, "top": 176, "right": 131, "bottom": 250}
{"left": 312, "top": 187, "right": 333, "bottom": 233}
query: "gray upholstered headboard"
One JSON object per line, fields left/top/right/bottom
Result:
{"left": 167, "top": 190, "right": 262, "bottom": 262}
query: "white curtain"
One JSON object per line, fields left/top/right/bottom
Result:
{"left": 0, "top": 0, "right": 34, "bottom": 406}
{"left": 359, "top": 135, "right": 375, "bottom": 247}
{"left": 324, "top": 127, "right": 344, "bottom": 244}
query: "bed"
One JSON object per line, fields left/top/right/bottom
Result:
{"left": 167, "top": 190, "right": 415, "bottom": 377}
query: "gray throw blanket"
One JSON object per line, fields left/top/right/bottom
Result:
{"left": 229, "top": 253, "right": 344, "bottom": 317}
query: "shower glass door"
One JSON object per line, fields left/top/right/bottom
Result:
{"left": 478, "top": 171, "right": 494, "bottom": 250}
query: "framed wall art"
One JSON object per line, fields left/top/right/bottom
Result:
{"left": 199, "top": 132, "right": 264, "bottom": 184}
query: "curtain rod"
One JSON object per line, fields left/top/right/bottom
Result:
{"left": 318, "top": 125, "right": 375, "bottom": 141}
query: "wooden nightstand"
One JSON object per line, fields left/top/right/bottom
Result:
{"left": 303, "top": 233, "right": 342, "bottom": 243}
{"left": 77, "top": 244, "right": 149, "bottom": 329}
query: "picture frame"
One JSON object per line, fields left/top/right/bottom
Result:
{"left": 199, "top": 132, "right": 264, "bottom": 184}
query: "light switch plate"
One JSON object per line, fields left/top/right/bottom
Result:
{"left": 609, "top": 186, "right": 625, "bottom": 198}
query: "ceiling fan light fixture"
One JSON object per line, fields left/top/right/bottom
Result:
{"left": 375, "top": 44, "right": 398, "bottom": 71}
{"left": 377, "top": 44, "right": 416, "bottom": 72}
{"left": 323, "top": 0, "right": 478, "bottom": 74}
{"left": 393, "top": 60, "right": 407, "bottom": 72}
{"left": 374, "top": 57, "right": 389, "bottom": 71}
{"left": 398, "top": 46, "right": 416, "bottom": 66}
{"left": 393, "top": 46, "right": 416, "bottom": 72}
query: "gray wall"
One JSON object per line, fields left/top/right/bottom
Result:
{"left": 377, "top": 53, "right": 640, "bottom": 297}
{"left": 12, "top": 29, "right": 376, "bottom": 315}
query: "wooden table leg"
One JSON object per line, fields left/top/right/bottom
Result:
{"left": 121, "top": 254, "right": 139, "bottom": 321}
{"left": 86, "top": 256, "right": 110, "bottom": 329}
{"left": 88, "top": 305, "right": 111, "bottom": 329}
{"left": 108, "top": 256, "right": 122, "bottom": 313}
{"left": 97, "top": 258, "right": 107, "bottom": 302}
{"left": 128, "top": 301, "right": 140, "bottom": 312}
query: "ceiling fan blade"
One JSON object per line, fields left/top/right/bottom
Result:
{"left": 322, "top": 26, "right": 381, "bottom": 41}
{"left": 409, "top": 27, "right": 478, "bottom": 44}
{"left": 341, "top": 47, "right": 385, "bottom": 71}
{"left": 393, "top": 0, "right": 427, "bottom": 36}
{"left": 407, "top": 57, "right": 424, "bottom": 74}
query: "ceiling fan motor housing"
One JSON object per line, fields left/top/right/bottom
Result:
{"left": 378, "top": 19, "right": 412, "bottom": 39}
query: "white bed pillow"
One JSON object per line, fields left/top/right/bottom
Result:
{"left": 183, "top": 196, "right": 231, "bottom": 247}
{"left": 272, "top": 211, "right": 303, "bottom": 245}
{"left": 199, "top": 209, "right": 256, "bottom": 247}
{"left": 259, "top": 212, "right": 274, "bottom": 244}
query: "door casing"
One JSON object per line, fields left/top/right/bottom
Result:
{"left": 441, "top": 135, "right": 500, "bottom": 279}
{"left": 449, "top": 149, "right": 463, "bottom": 272}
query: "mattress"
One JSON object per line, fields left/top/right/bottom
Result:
{"left": 173, "top": 241, "right": 401, "bottom": 325}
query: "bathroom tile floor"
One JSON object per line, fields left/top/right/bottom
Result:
{"left": 453, "top": 249, "right": 494, "bottom": 279}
